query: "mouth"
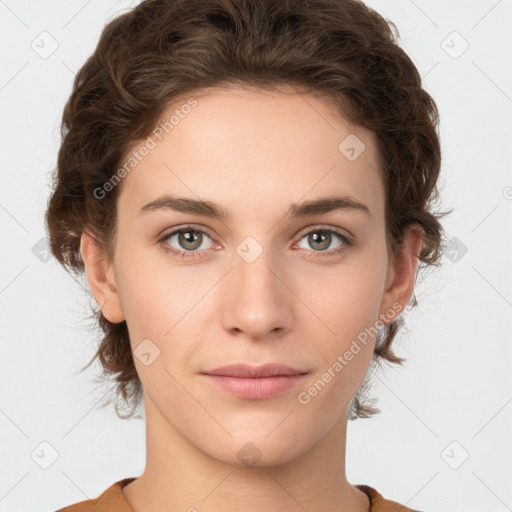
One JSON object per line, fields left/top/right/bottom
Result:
{"left": 201, "top": 363, "right": 309, "bottom": 399}
{"left": 202, "top": 363, "right": 307, "bottom": 378}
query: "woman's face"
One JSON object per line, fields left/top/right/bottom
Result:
{"left": 99, "top": 86, "right": 405, "bottom": 465}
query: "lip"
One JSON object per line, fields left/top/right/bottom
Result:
{"left": 202, "top": 363, "right": 307, "bottom": 377}
{"left": 201, "top": 364, "right": 308, "bottom": 399}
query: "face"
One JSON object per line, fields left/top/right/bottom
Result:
{"left": 85, "top": 86, "right": 413, "bottom": 466}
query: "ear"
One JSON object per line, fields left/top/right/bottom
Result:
{"left": 79, "top": 230, "right": 125, "bottom": 323}
{"left": 379, "top": 223, "right": 423, "bottom": 322}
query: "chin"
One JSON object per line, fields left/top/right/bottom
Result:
{"left": 198, "top": 431, "right": 312, "bottom": 469}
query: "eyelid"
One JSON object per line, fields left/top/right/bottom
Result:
{"left": 157, "top": 223, "right": 216, "bottom": 241}
{"left": 293, "top": 223, "right": 353, "bottom": 243}
{"left": 299, "top": 223, "right": 348, "bottom": 235}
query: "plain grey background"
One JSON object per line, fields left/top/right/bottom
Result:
{"left": 1, "top": 0, "right": 511, "bottom": 511}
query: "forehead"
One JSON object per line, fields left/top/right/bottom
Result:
{"left": 117, "top": 86, "right": 384, "bottom": 222}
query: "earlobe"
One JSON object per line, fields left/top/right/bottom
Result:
{"left": 79, "top": 231, "right": 125, "bottom": 323}
{"left": 379, "top": 224, "right": 423, "bottom": 321}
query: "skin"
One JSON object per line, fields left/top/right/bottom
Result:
{"left": 80, "top": 85, "right": 422, "bottom": 512}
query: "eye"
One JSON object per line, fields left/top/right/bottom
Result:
{"left": 158, "top": 224, "right": 353, "bottom": 260}
{"left": 159, "top": 226, "right": 215, "bottom": 259}
{"left": 294, "top": 226, "right": 353, "bottom": 258}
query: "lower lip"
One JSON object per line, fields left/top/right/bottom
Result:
{"left": 203, "top": 374, "right": 308, "bottom": 399}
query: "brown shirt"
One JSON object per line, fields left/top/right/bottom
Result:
{"left": 55, "top": 477, "right": 423, "bottom": 511}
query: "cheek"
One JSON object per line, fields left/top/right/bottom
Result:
{"left": 113, "top": 240, "right": 212, "bottom": 376}
{"left": 303, "top": 259, "right": 386, "bottom": 346}
{"left": 113, "top": 234, "right": 188, "bottom": 333}
{"left": 295, "top": 270, "right": 380, "bottom": 416}
{"left": 114, "top": 256, "right": 200, "bottom": 403}
{"left": 294, "top": 249, "right": 386, "bottom": 404}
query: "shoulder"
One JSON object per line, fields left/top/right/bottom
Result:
{"left": 356, "top": 484, "right": 425, "bottom": 512}
{"left": 54, "top": 477, "right": 136, "bottom": 512}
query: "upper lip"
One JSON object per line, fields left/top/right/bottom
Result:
{"left": 202, "top": 363, "right": 307, "bottom": 378}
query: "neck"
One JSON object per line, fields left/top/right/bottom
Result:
{"left": 122, "top": 396, "right": 370, "bottom": 512}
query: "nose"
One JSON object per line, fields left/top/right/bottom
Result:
{"left": 219, "top": 242, "right": 294, "bottom": 340}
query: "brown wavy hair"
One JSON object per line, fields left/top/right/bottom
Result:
{"left": 45, "top": 0, "right": 452, "bottom": 420}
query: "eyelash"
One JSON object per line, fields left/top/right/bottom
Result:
{"left": 157, "top": 224, "right": 353, "bottom": 260}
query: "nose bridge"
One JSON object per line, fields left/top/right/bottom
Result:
{"left": 234, "top": 234, "right": 283, "bottom": 304}
{"left": 236, "top": 239, "right": 277, "bottom": 288}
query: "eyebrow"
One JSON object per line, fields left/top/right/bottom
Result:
{"left": 138, "top": 193, "right": 371, "bottom": 220}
